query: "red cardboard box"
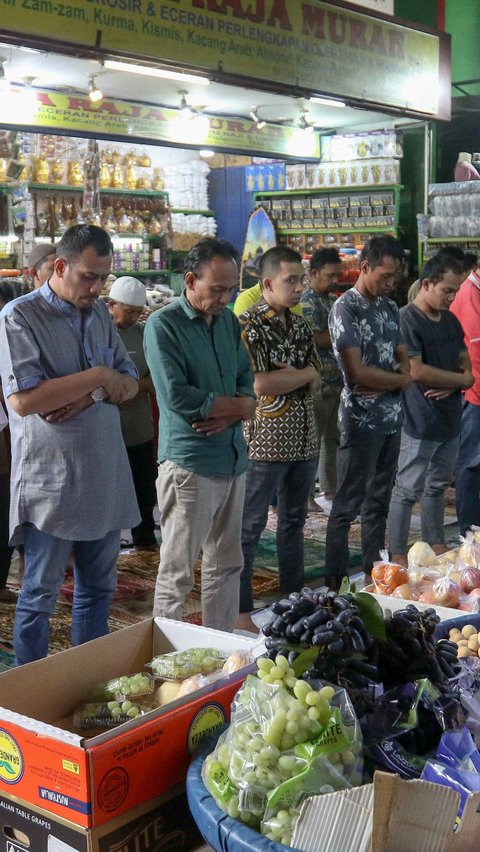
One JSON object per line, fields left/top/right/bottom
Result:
{"left": 0, "top": 618, "right": 254, "bottom": 829}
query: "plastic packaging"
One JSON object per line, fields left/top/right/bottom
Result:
{"left": 148, "top": 648, "right": 225, "bottom": 680}
{"left": 88, "top": 671, "right": 155, "bottom": 702}
{"left": 407, "top": 541, "right": 438, "bottom": 570}
{"left": 371, "top": 550, "right": 409, "bottom": 595}
{"left": 202, "top": 674, "right": 363, "bottom": 839}
{"left": 222, "top": 651, "right": 254, "bottom": 675}
{"left": 73, "top": 698, "right": 155, "bottom": 730}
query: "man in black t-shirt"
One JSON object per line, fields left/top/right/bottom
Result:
{"left": 387, "top": 250, "right": 474, "bottom": 566}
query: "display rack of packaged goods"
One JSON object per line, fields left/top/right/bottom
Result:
{"left": 418, "top": 181, "right": 480, "bottom": 268}
{"left": 253, "top": 185, "right": 402, "bottom": 255}
{"left": 0, "top": 183, "right": 171, "bottom": 278}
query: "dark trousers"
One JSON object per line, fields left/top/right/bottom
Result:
{"left": 456, "top": 400, "right": 480, "bottom": 536}
{"left": 325, "top": 429, "right": 401, "bottom": 586}
{"left": 0, "top": 472, "right": 13, "bottom": 588}
{"left": 240, "top": 457, "right": 317, "bottom": 612}
{"left": 126, "top": 440, "right": 158, "bottom": 545}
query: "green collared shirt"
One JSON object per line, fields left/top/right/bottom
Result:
{"left": 144, "top": 291, "right": 255, "bottom": 477}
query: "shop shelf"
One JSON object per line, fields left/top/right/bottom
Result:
{"left": 254, "top": 184, "right": 402, "bottom": 197}
{"left": 171, "top": 209, "right": 215, "bottom": 216}
{"left": 276, "top": 226, "right": 396, "bottom": 235}
{"left": 2, "top": 183, "right": 169, "bottom": 198}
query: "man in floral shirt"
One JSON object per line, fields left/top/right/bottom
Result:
{"left": 238, "top": 245, "right": 320, "bottom": 630}
{"left": 325, "top": 236, "right": 412, "bottom": 590}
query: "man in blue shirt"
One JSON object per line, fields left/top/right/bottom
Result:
{"left": 144, "top": 238, "right": 256, "bottom": 632}
{"left": 0, "top": 225, "right": 140, "bottom": 664}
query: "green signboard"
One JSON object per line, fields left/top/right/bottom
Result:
{"left": 0, "top": 0, "right": 448, "bottom": 118}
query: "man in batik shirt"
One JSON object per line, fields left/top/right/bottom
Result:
{"left": 238, "top": 245, "right": 320, "bottom": 630}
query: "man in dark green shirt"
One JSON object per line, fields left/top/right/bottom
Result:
{"left": 144, "top": 238, "right": 256, "bottom": 631}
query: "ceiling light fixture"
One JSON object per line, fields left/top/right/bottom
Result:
{"left": 249, "top": 108, "right": 266, "bottom": 130}
{"left": 179, "top": 90, "right": 195, "bottom": 120}
{"left": 199, "top": 149, "right": 215, "bottom": 158}
{"left": 104, "top": 59, "right": 210, "bottom": 86}
{"left": 309, "top": 95, "right": 346, "bottom": 108}
{"left": 88, "top": 76, "right": 103, "bottom": 103}
{"left": 299, "top": 110, "right": 314, "bottom": 134}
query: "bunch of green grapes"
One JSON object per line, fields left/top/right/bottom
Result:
{"left": 90, "top": 672, "right": 154, "bottom": 702}
{"left": 75, "top": 699, "right": 145, "bottom": 730}
{"left": 262, "top": 807, "right": 297, "bottom": 847}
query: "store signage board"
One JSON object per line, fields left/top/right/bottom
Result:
{"left": 0, "top": 88, "right": 321, "bottom": 159}
{"left": 347, "top": 0, "right": 393, "bottom": 13}
{"left": 1, "top": 1, "right": 447, "bottom": 119}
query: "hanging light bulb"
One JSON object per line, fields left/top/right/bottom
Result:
{"left": 88, "top": 76, "right": 103, "bottom": 103}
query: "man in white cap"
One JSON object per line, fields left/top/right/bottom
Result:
{"left": 28, "top": 243, "right": 57, "bottom": 289}
{"left": 109, "top": 276, "right": 158, "bottom": 548}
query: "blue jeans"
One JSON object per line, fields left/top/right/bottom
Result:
{"left": 325, "top": 429, "right": 401, "bottom": 586}
{"left": 14, "top": 524, "right": 120, "bottom": 665}
{"left": 456, "top": 401, "right": 480, "bottom": 535}
{"left": 388, "top": 432, "right": 459, "bottom": 555}
{"left": 240, "top": 458, "right": 316, "bottom": 613}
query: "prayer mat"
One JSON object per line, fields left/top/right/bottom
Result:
{"left": 252, "top": 529, "right": 364, "bottom": 579}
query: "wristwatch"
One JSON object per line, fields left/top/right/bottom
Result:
{"left": 90, "top": 386, "right": 105, "bottom": 403}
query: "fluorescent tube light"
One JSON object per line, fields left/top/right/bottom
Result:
{"left": 309, "top": 96, "right": 346, "bottom": 108}
{"left": 104, "top": 60, "right": 210, "bottom": 86}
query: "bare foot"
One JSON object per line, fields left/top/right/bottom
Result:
{"left": 235, "top": 613, "right": 258, "bottom": 633}
{"left": 390, "top": 553, "right": 408, "bottom": 568}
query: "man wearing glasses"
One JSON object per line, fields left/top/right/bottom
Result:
{"left": 238, "top": 245, "right": 320, "bottom": 631}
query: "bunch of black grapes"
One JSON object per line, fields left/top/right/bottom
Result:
{"left": 378, "top": 604, "right": 460, "bottom": 687}
{"left": 262, "top": 593, "right": 460, "bottom": 704}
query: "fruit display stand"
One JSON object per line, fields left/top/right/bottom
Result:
{"left": 187, "top": 722, "right": 480, "bottom": 852}
{"left": 185, "top": 586, "right": 480, "bottom": 852}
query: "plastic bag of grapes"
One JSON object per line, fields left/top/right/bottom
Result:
{"left": 203, "top": 673, "right": 363, "bottom": 835}
{"left": 147, "top": 648, "right": 225, "bottom": 680}
{"left": 261, "top": 753, "right": 352, "bottom": 846}
{"left": 88, "top": 671, "right": 155, "bottom": 702}
{"left": 73, "top": 697, "right": 157, "bottom": 731}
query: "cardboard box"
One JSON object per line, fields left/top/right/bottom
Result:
{"left": 0, "top": 784, "right": 203, "bottom": 851}
{"left": 291, "top": 771, "right": 480, "bottom": 852}
{"left": 0, "top": 618, "right": 254, "bottom": 829}
{"left": 365, "top": 592, "right": 461, "bottom": 621}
